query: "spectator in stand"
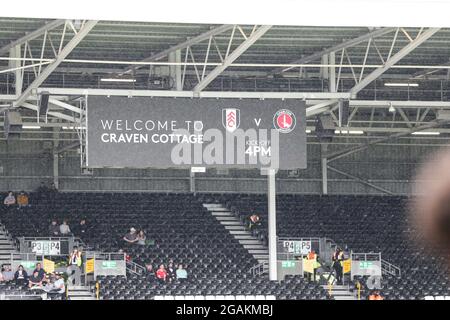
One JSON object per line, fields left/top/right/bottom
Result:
{"left": 36, "top": 181, "right": 49, "bottom": 193}
{"left": 156, "top": 264, "right": 167, "bottom": 284}
{"left": 248, "top": 214, "right": 261, "bottom": 231}
{"left": 368, "top": 290, "right": 384, "bottom": 300}
{"left": 167, "top": 262, "right": 176, "bottom": 283}
{"left": 49, "top": 182, "right": 58, "bottom": 193}
{"left": 33, "top": 263, "right": 46, "bottom": 282}
{"left": 137, "top": 230, "right": 146, "bottom": 245}
{"left": 0, "top": 268, "right": 4, "bottom": 282}
{"left": 46, "top": 273, "right": 65, "bottom": 299}
{"left": 3, "top": 191, "right": 16, "bottom": 207}
{"left": 145, "top": 264, "right": 156, "bottom": 282}
{"left": 28, "top": 270, "right": 43, "bottom": 289}
{"left": 123, "top": 227, "right": 139, "bottom": 244}
{"left": 49, "top": 220, "right": 60, "bottom": 236}
{"left": 118, "top": 249, "right": 131, "bottom": 262}
{"left": 14, "top": 265, "right": 28, "bottom": 285}
{"left": 17, "top": 191, "right": 29, "bottom": 209}
{"left": 176, "top": 264, "right": 188, "bottom": 281}
{"left": 332, "top": 247, "right": 344, "bottom": 285}
{"left": 75, "top": 218, "right": 88, "bottom": 235}
{"left": 59, "top": 220, "right": 72, "bottom": 235}
{"left": 1, "top": 265, "right": 14, "bottom": 282}
{"left": 69, "top": 247, "right": 83, "bottom": 270}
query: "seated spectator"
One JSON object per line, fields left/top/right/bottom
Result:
{"left": 137, "top": 230, "right": 146, "bottom": 245}
{"left": 167, "top": 262, "right": 176, "bottom": 283}
{"left": 156, "top": 264, "right": 167, "bottom": 284}
{"left": 17, "top": 191, "right": 29, "bottom": 209}
{"left": 145, "top": 264, "right": 156, "bottom": 282}
{"left": 3, "top": 191, "right": 16, "bottom": 207}
{"left": 1, "top": 265, "right": 14, "bottom": 282}
{"left": 59, "top": 220, "right": 71, "bottom": 235}
{"left": 14, "top": 265, "right": 28, "bottom": 285}
{"left": 45, "top": 273, "right": 65, "bottom": 299}
{"left": 33, "top": 263, "right": 46, "bottom": 282}
{"left": 49, "top": 220, "right": 60, "bottom": 236}
{"left": 28, "top": 271, "right": 43, "bottom": 289}
{"left": 176, "top": 264, "right": 188, "bottom": 280}
{"left": 248, "top": 214, "right": 261, "bottom": 230}
{"left": 123, "top": 227, "right": 139, "bottom": 244}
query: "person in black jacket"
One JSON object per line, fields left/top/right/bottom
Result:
{"left": 332, "top": 248, "right": 344, "bottom": 285}
{"left": 14, "top": 265, "right": 28, "bottom": 286}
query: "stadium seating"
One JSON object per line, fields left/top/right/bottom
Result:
{"left": 0, "top": 192, "right": 328, "bottom": 300}
{"left": 198, "top": 193, "right": 450, "bottom": 300}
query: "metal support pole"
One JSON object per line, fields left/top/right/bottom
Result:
{"left": 190, "top": 171, "right": 195, "bottom": 194}
{"left": 267, "top": 169, "right": 277, "bottom": 281}
{"left": 53, "top": 121, "right": 60, "bottom": 189}
{"left": 321, "top": 144, "right": 328, "bottom": 195}
{"left": 329, "top": 52, "right": 336, "bottom": 93}
{"left": 169, "top": 50, "right": 182, "bottom": 91}
{"left": 10, "top": 45, "right": 22, "bottom": 96}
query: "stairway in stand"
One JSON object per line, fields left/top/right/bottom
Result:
{"left": 321, "top": 284, "right": 356, "bottom": 300}
{"left": 203, "top": 203, "right": 269, "bottom": 265}
{"left": 0, "top": 223, "right": 19, "bottom": 267}
{"left": 67, "top": 286, "right": 96, "bottom": 300}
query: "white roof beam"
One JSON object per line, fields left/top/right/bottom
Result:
{"left": 14, "top": 20, "right": 98, "bottom": 107}
{"left": 0, "top": 19, "right": 65, "bottom": 56}
{"left": 122, "top": 24, "right": 234, "bottom": 75}
{"left": 193, "top": 25, "right": 272, "bottom": 92}
{"left": 350, "top": 28, "right": 440, "bottom": 97}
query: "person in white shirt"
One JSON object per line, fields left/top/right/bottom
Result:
{"left": 3, "top": 191, "right": 16, "bottom": 207}
{"left": 59, "top": 220, "right": 71, "bottom": 235}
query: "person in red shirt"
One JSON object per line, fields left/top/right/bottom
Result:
{"left": 156, "top": 264, "right": 167, "bottom": 284}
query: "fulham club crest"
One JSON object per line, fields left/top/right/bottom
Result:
{"left": 222, "top": 108, "right": 240, "bottom": 133}
{"left": 273, "top": 109, "right": 296, "bottom": 133}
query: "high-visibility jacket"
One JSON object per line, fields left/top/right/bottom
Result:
{"left": 69, "top": 252, "right": 82, "bottom": 267}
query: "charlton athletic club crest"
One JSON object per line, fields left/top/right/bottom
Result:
{"left": 273, "top": 109, "right": 296, "bottom": 133}
{"left": 222, "top": 108, "right": 240, "bottom": 133}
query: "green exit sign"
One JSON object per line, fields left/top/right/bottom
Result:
{"left": 282, "top": 261, "right": 296, "bottom": 268}
{"left": 359, "top": 261, "right": 373, "bottom": 269}
{"left": 102, "top": 261, "right": 117, "bottom": 269}
{"left": 21, "top": 261, "right": 36, "bottom": 269}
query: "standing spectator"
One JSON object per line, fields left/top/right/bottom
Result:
{"left": 332, "top": 247, "right": 344, "bottom": 285}
{"left": 28, "top": 271, "right": 43, "bottom": 289}
{"left": 17, "top": 191, "right": 29, "bottom": 209}
{"left": 123, "top": 228, "right": 139, "bottom": 244}
{"left": 137, "top": 230, "right": 146, "bottom": 245}
{"left": 59, "top": 220, "right": 71, "bottom": 235}
{"left": 156, "top": 264, "right": 167, "bottom": 284}
{"left": 3, "top": 191, "right": 16, "bottom": 207}
{"left": 75, "top": 218, "right": 88, "bottom": 235}
{"left": 69, "top": 247, "right": 83, "bottom": 269}
{"left": 49, "top": 220, "right": 60, "bottom": 236}
{"left": 14, "top": 265, "right": 28, "bottom": 285}
{"left": 176, "top": 264, "right": 188, "bottom": 281}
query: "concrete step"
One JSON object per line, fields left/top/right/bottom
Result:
{"left": 219, "top": 221, "right": 242, "bottom": 226}
{"left": 253, "top": 255, "right": 269, "bottom": 260}
{"left": 215, "top": 216, "right": 239, "bottom": 221}
{"left": 257, "top": 259, "right": 269, "bottom": 264}
{"left": 330, "top": 291, "right": 354, "bottom": 296}
{"left": 68, "top": 291, "right": 94, "bottom": 297}
{"left": 249, "top": 250, "right": 269, "bottom": 255}
{"left": 334, "top": 296, "right": 356, "bottom": 300}
{"left": 224, "top": 225, "right": 246, "bottom": 230}
{"left": 69, "top": 296, "right": 96, "bottom": 300}
{"left": 229, "top": 230, "right": 252, "bottom": 235}
{"left": 235, "top": 235, "right": 256, "bottom": 240}
{"left": 211, "top": 212, "right": 232, "bottom": 216}
{"left": 238, "top": 240, "right": 263, "bottom": 245}
{"left": 202, "top": 203, "right": 222, "bottom": 208}
{"left": 209, "top": 208, "right": 231, "bottom": 212}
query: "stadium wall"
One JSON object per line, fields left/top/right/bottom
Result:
{"left": 0, "top": 138, "right": 446, "bottom": 195}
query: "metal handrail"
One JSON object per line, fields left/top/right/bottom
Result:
{"left": 126, "top": 260, "right": 146, "bottom": 275}
{"left": 381, "top": 259, "right": 401, "bottom": 278}
{"left": 250, "top": 261, "right": 269, "bottom": 276}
